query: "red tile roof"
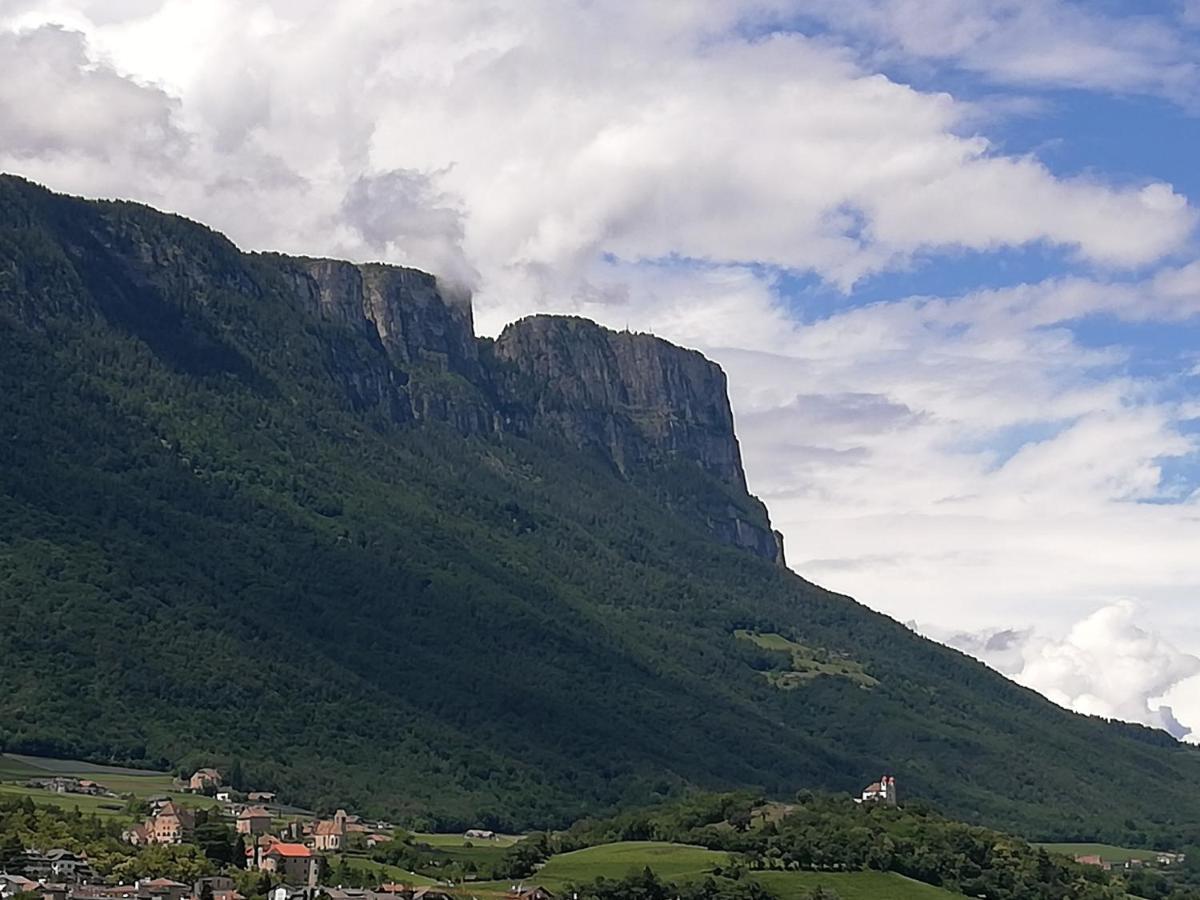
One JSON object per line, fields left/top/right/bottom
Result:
{"left": 267, "top": 843, "right": 312, "bottom": 858}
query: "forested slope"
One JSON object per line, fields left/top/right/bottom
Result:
{"left": 0, "top": 175, "right": 1197, "bottom": 843}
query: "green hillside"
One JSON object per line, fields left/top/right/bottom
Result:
{"left": 467, "top": 842, "right": 967, "bottom": 899}
{"left": 1, "top": 174, "right": 1199, "bottom": 842}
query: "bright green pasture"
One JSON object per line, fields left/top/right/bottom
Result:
{"left": 1036, "top": 842, "right": 1159, "bottom": 863}
{"left": 753, "top": 870, "right": 967, "bottom": 899}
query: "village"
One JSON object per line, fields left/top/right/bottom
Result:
{"left": 0, "top": 766, "right": 553, "bottom": 900}
{"left": 0, "top": 765, "right": 1190, "bottom": 900}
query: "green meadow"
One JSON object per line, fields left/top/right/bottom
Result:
{"left": 1036, "top": 842, "right": 1160, "bottom": 863}
{"left": 455, "top": 841, "right": 966, "bottom": 899}
{"left": 0, "top": 753, "right": 219, "bottom": 813}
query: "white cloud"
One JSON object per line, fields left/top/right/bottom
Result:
{"left": 0, "top": 24, "right": 183, "bottom": 161}
{"left": 938, "top": 602, "right": 1200, "bottom": 740}
{"left": 0, "top": 0, "right": 1193, "bottom": 298}
{"left": 791, "top": 0, "right": 1200, "bottom": 103}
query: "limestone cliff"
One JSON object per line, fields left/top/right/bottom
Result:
{"left": 488, "top": 315, "right": 785, "bottom": 564}
{"left": 265, "top": 255, "right": 495, "bottom": 433}
{"left": 0, "top": 175, "right": 781, "bottom": 563}
{"left": 489, "top": 315, "right": 747, "bottom": 487}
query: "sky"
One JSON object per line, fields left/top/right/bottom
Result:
{"left": 3, "top": 0, "right": 1200, "bottom": 739}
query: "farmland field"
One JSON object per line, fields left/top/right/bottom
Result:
{"left": 0, "top": 753, "right": 218, "bottom": 811}
{"left": 451, "top": 842, "right": 966, "bottom": 899}
{"left": 753, "top": 871, "right": 967, "bottom": 899}
{"left": 0, "top": 782, "right": 128, "bottom": 817}
{"left": 1036, "top": 842, "right": 1160, "bottom": 863}
{"left": 413, "top": 832, "right": 522, "bottom": 848}
{"left": 330, "top": 854, "right": 438, "bottom": 886}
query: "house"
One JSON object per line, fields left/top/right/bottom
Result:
{"left": 310, "top": 820, "right": 343, "bottom": 852}
{"left": 188, "top": 769, "right": 222, "bottom": 792}
{"left": 126, "top": 802, "right": 194, "bottom": 845}
{"left": 216, "top": 791, "right": 234, "bottom": 803}
{"left": 247, "top": 792, "right": 276, "bottom": 803}
{"left": 68, "top": 885, "right": 138, "bottom": 900}
{"left": 121, "top": 826, "right": 151, "bottom": 847}
{"left": 364, "top": 834, "right": 391, "bottom": 849}
{"left": 265, "top": 888, "right": 309, "bottom": 900}
{"left": 193, "top": 877, "right": 234, "bottom": 898}
{"left": 410, "top": 889, "right": 453, "bottom": 900}
{"left": 134, "top": 879, "right": 189, "bottom": 900}
{"left": 257, "top": 842, "right": 318, "bottom": 886}
{"left": 506, "top": 888, "right": 555, "bottom": 900}
{"left": 0, "top": 875, "right": 39, "bottom": 899}
{"left": 39, "top": 884, "right": 68, "bottom": 900}
{"left": 1074, "top": 855, "right": 1111, "bottom": 870}
{"left": 857, "top": 775, "right": 898, "bottom": 806}
{"left": 236, "top": 808, "right": 273, "bottom": 836}
{"left": 464, "top": 829, "right": 496, "bottom": 841}
{"left": 23, "top": 850, "right": 94, "bottom": 883}
{"left": 325, "top": 890, "right": 386, "bottom": 900}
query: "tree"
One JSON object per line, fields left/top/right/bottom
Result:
{"left": 230, "top": 759, "right": 245, "bottom": 792}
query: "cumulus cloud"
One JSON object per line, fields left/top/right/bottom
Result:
{"left": 340, "top": 169, "right": 479, "bottom": 291}
{"left": 938, "top": 602, "right": 1200, "bottom": 739}
{"left": 1, "top": 0, "right": 1194, "bottom": 297}
{"left": 791, "top": 0, "right": 1200, "bottom": 103}
{"left": 0, "top": 24, "right": 183, "bottom": 161}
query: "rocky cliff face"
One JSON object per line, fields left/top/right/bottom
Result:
{"left": 265, "top": 254, "right": 495, "bottom": 433}
{"left": 489, "top": 315, "right": 747, "bottom": 488}
{"left": 488, "top": 315, "right": 784, "bottom": 564}
{"left": 265, "top": 271, "right": 785, "bottom": 563}
{"left": 0, "top": 175, "right": 781, "bottom": 563}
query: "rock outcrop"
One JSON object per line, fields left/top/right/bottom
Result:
{"left": 489, "top": 315, "right": 747, "bottom": 488}
{"left": 0, "top": 175, "right": 781, "bottom": 563}
{"left": 265, "top": 255, "right": 495, "bottom": 433}
{"left": 487, "top": 315, "right": 784, "bottom": 564}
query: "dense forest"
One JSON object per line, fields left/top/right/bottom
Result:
{"left": 2, "top": 174, "right": 1200, "bottom": 842}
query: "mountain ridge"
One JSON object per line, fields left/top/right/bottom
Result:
{"left": 1, "top": 174, "right": 1198, "bottom": 845}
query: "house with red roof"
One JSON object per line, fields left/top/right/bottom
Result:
{"left": 252, "top": 841, "right": 318, "bottom": 887}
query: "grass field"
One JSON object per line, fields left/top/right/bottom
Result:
{"left": 330, "top": 854, "right": 438, "bottom": 886}
{"left": 413, "top": 833, "right": 523, "bottom": 848}
{"left": 538, "top": 841, "right": 726, "bottom": 885}
{"left": 0, "top": 782, "right": 128, "bottom": 816}
{"left": 734, "top": 630, "right": 878, "bottom": 688}
{"left": 753, "top": 871, "right": 966, "bottom": 899}
{"left": 449, "top": 842, "right": 965, "bottom": 899}
{"left": 0, "top": 753, "right": 219, "bottom": 813}
{"left": 1036, "top": 842, "right": 1160, "bottom": 863}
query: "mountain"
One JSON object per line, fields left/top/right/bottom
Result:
{"left": 0, "top": 174, "right": 1198, "bottom": 845}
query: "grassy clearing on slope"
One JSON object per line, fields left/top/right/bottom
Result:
{"left": 457, "top": 842, "right": 964, "bottom": 900}
{"left": 0, "top": 783, "right": 128, "bottom": 817}
{"left": 753, "top": 871, "right": 966, "bottom": 900}
{"left": 414, "top": 833, "right": 522, "bottom": 848}
{"left": 475, "top": 841, "right": 728, "bottom": 891}
{"left": 733, "top": 630, "right": 878, "bottom": 689}
{"left": 2, "top": 754, "right": 167, "bottom": 777}
{"left": 1036, "top": 842, "right": 1159, "bottom": 863}
{"left": 330, "top": 854, "right": 437, "bottom": 886}
{"left": 0, "top": 753, "right": 219, "bottom": 811}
